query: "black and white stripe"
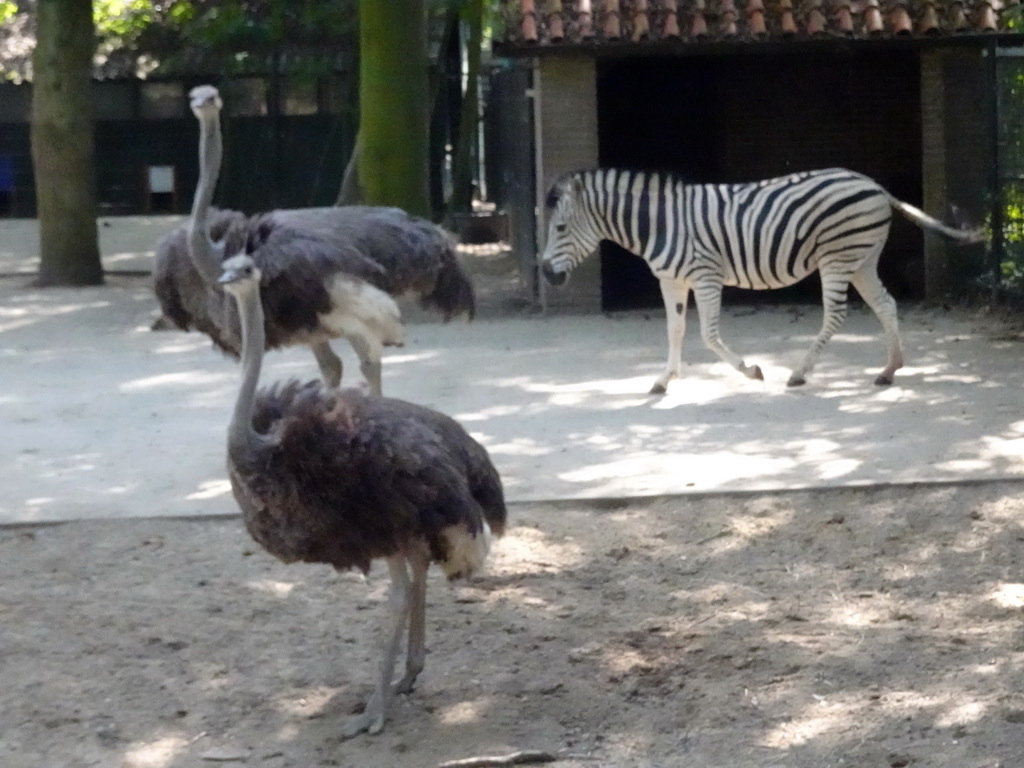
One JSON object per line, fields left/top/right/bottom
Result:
{"left": 540, "top": 167, "right": 982, "bottom": 392}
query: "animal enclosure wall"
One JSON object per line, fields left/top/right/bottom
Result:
{"left": 0, "top": 76, "right": 359, "bottom": 218}
{"left": 486, "top": 62, "right": 538, "bottom": 298}
{"left": 596, "top": 50, "right": 924, "bottom": 311}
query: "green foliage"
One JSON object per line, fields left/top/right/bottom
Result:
{"left": 158, "top": 0, "right": 357, "bottom": 76}
{"left": 985, "top": 183, "right": 1024, "bottom": 293}
{"left": 94, "top": 0, "right": 153, "bottom": 38}
{"left": 0, "top": 0, "right": 357, "bottom": 78}
{"left": 162, "top": 0, "right": 353, "bottom": 47}
{"left": 993, "top": 65, "right": 1024, "bottom": 296}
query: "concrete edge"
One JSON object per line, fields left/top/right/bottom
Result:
{"left": 5, "top": 474, "right": 1023, "bottom": 531}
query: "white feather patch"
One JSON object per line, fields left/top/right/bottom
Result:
{"left": 320, "top": 275, "right": 405, "bottom": 347}
{"left": 439, "top": 521, "right": 492, "bottom": 580}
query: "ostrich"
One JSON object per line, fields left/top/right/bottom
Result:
{"left": 218, "top": 252, "right": 506, "bottom": 738}
{"left": 153, "top": 84, "right": 476, "bottom": 392}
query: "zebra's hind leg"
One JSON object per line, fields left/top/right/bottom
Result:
{"left": 850, "top": 267, "right": 903, "bottom": 386}
{"left": 787, "top": 276, "right": 850, "bottom": 387}
{"left": 692, "top": 281, "right": 764, "bottom": 382}
{"left": 651, "top": 280, "right": 689, "bottom": 395}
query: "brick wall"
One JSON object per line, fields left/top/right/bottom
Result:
{"left": 921, "top": 50, "right": 949, "bottom": 299}
{"left": 537, "top": 56, "right": 601, "bottom": 313}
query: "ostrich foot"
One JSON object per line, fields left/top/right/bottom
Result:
{"left": 150, "top": 315, "right": 175, "bottom": 331}
{"left": 874, "top": 373, "right": 894, "bottom": 386}
{"left": 392, "top": 672, "right": 419, "bottom": 696}
{"left": 744, "top": 364, "right": 764, "bottom": 381}
{"left": 342, "top": 708, "right": 386, "bottom": 739}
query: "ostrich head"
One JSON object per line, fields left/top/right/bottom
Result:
{"left": 218, "top": 254, "right": 262, "bottom": 297}
{"left": 189, "top": 85, "right": 222, "bottom": 119}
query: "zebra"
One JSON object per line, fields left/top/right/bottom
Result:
{"left": 540, "top": 167, "right": 985, "bottom": 393}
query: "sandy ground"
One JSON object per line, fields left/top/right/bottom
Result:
{"left": 4, "top": 483, "right": 1024, "bottom": 768}
{"left": 2, "top": 254, "right": 1023, "bottom": 524}
{"left": 2, "top": 216, "right": 1024, "bottom": 767}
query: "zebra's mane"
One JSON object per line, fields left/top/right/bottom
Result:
{"left": 544, "top": 174, "right": 575, "bottom": 209}
{"left": 545, "top": 168, "right": 691, "bottom": 210}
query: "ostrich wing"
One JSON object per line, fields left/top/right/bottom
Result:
{"left": 269, "top": 206, "right": 457, "bottom": 297}
{"left": 242, "top": 221, "right": 393, "bottom": 349}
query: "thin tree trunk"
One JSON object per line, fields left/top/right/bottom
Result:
{"left": 335, "top": 132, "right": 362, "bottom": 205}
{"left": 448, "top": 0, "right": 484, "bottom": 217}
{"left": 31, "top": 0, "right": 102, "bottom": 287}
{"left": 429, "top": 6, "right": 461, "bottom": 218}
{"left": 357, "top": 0, "right": 431, "bottom": 217}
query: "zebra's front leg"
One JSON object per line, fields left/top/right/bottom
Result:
{"left": 693, "top": 281, "right": 764, "bottom": 381}
{"left": 650, "top": 280, "right": 689, "bottom": 395}
{"left": 788, "top": 278, "right": 849, "bottom": 387}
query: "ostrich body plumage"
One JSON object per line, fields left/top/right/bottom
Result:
{"left": 273, "top": 204, "right": 476, "bottom": 321}
{"left": 230, "top": 380, "right": 506, "bottom": 577}
{"left": 219, "top": 253, "right": 505, "bottom": 737}
{"left": 154, "top": 208, "right": 399, "bottom": 358}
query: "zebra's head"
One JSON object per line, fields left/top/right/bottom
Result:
{"left": 540, "top": 173, "right": 600, "bottom": 287}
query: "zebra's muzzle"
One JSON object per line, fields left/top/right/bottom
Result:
{"left": 541, "top": 261, "right": 568, "bottom": 286}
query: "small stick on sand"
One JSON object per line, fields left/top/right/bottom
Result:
{"left": 437, "top": 750, "right": 562, "bottom": 768}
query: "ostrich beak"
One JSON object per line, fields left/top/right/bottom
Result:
{"left": 218, "top": 268, "right": 243, "bottom": 286}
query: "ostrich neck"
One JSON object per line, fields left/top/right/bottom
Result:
{"left": 187, "top": 111, "right": 225, "bottom": 284}
{"left": 228, "top": 290, "right": 266, "bottom": 453}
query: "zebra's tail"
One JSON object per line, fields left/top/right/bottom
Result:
{"left": 887, "top": 194, "right": 987, "bottom": 244}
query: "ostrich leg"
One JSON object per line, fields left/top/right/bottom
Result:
{"left": 346, "top": 334, "right": 384, "bottom": 395}
{"left": 343, "top": 555, "right": 411, "bottom": 738}
{"left": 311, "top": 340, "right": 343, "bottom": 388}
{"left": 393, "top": 547, "right": 430, "bottom": 695}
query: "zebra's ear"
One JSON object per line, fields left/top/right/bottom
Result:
{"left": 572, "top": 176, "right": 584, "bottom": 197}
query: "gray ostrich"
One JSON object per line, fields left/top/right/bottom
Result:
{"left": 153, "top": 84, "right": 476, "bottom": 392}
{"left": 218, "top": 252, "right": 506, "bottom": 738}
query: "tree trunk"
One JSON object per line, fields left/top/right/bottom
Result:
{"left": 31, "top": 0, "right": 102, "bottom": 287}
{"left": 448, "top": 0, "right": 484, "bottom": 217}
{"left": 357, "top": 0, "right": 431, "bottom": 218}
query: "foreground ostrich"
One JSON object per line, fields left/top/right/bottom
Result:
{"left": 218, "top": 252, "right": 506, "bottom": 738}
{"left": 153, "top": 84, "right": 475, "bottom": 391}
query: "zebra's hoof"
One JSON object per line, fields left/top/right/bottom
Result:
{"left": 786, "top": 375, "right": 806, "bottom": 387}
{"left": 649, "top": 382, "right": 668, "bottom": 395}
{"left": 874, "top": 374, "right": 894, "bottom": 386}
{"left": 747, "top": 365, "right": 764, "bottom": 381}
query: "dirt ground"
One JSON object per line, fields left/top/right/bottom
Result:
{"left": 3, "top": 482, "right": 1024, "bottom": 768}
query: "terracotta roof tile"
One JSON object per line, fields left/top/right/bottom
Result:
{"left": 500, "top": 0, "right": 1022, "bottom": 46}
